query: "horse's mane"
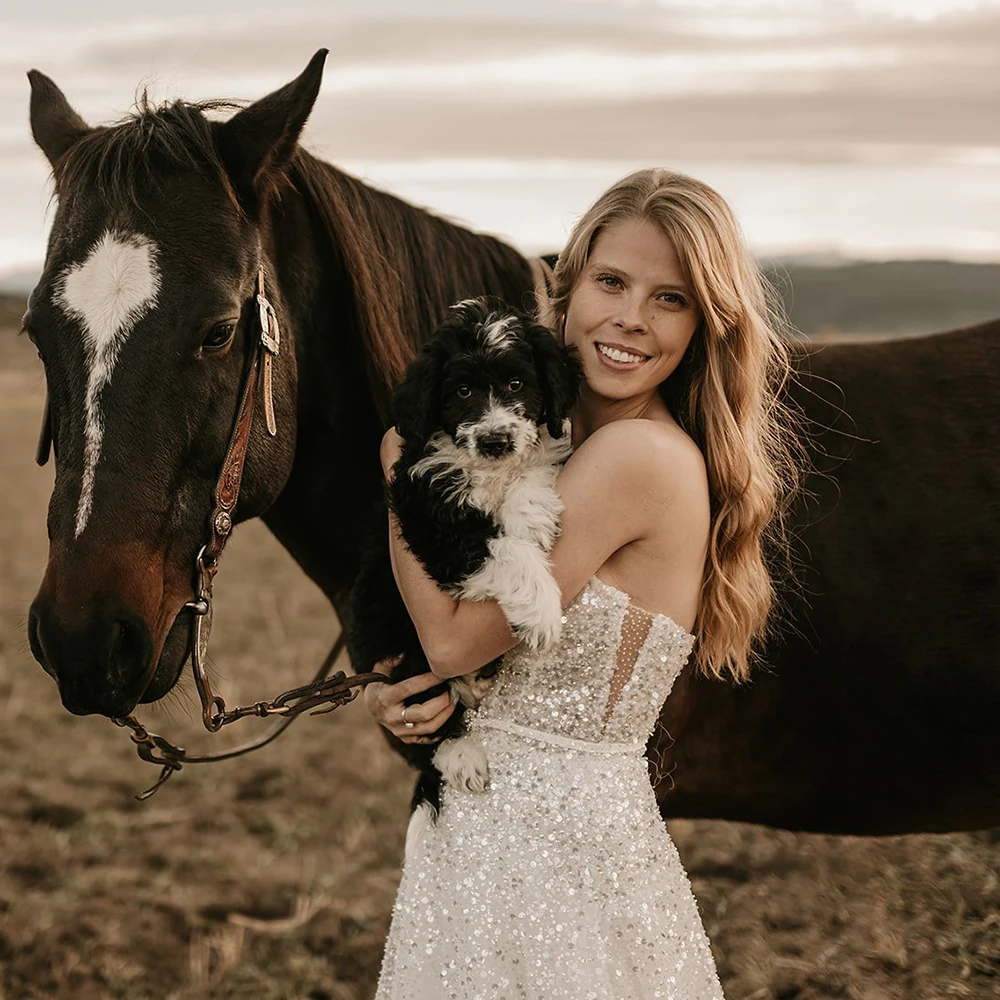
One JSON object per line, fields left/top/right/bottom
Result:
{"left": 55, "top": 97, "right": 243, "bottom": 215}
{"left": 55, "top": 97, "right": 535, "bottom": 419}
{"left": 286, "top": 152, "right": 535, "bottom": 416}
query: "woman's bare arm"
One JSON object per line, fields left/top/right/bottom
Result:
{"left": 383, "top": 419, "right": 704, "bottom": 678}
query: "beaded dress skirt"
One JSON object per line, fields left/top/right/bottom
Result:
{"left": 375, "top": 576, "right": 725, "bottom": 1000}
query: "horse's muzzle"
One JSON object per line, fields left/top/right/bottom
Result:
{"left": 28, "top": 596, "right": 155, "bottom": 717}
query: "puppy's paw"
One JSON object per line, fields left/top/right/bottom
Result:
{"left": 433, "top": 737, "right": 490, "bottom": 794}
{"left": 450, "top": 671, "right": 497, "bottom": 709}
{"left": 511, "top": 585, "right": 563, "bottom": 651}
{"left": 405, "top": 801, "right": 438, "bottom": 858}
{"left": 517, "top": 626, "right": 557, "bottom": 652}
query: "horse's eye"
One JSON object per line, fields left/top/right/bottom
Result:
{"left": 457, "top": 385, "right": 472, "bottom": 398}
{"left": 508, "top": 379, "right": 523, "bottom": 392}
{"left": 202, "top": 323, "right": 236, "bottom": 352}
{"left": 20, "top": 316, "right": 44, "bottom": 361}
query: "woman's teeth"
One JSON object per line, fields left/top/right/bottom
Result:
{"left": 597, "top": 343, "right": 646, "bottom": 364}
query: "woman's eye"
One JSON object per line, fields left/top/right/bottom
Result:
{"left": 202, "top": 323, "right": 236, "bottom": 352}
{"left": 596, "top": 274, "right": 621, "bottom": 289}
{"left": 659, "top": 293, "right": 686, "bottom": 307}
{"left": 457, "top": 385, "right": 472, "bottom": 398}
{"left": 508, "top": 379, "right": 523, "bottom": 392}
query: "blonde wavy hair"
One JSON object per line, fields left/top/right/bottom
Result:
{"left": 542, "top": 168, "right": 802, "bottom": 684}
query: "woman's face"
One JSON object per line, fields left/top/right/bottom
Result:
{"left": 564, "top": 217, "right": 699, "bottom": 404}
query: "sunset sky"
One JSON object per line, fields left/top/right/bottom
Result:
{"left": 1, "top": 0, "right": 998, "bottom": 282}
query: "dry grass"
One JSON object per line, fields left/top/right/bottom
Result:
{"left": 1, "top": 297, "right": 998, "bottom": 999}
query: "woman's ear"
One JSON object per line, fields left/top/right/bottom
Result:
{"left": 526, "top": 323, "right": 584, "bottom": 438}
{"left": 390, "top": 342, "right": 446, "bottom": 452}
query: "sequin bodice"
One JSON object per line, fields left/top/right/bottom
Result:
{"left": 475, "top": 576, "right": 695, "bottom": 745}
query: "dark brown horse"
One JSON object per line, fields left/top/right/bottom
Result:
{"left": 659, "top": 321, "right": 1000, "bottom": 834}
{"left": 23, "top": 53, "right": 1000, "bottom": 836}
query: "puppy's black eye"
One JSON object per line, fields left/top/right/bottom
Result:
{"left": 508, "top": 379, "right": 523, "bottom": 392}
{"left": 202, "top": 322, "right": 236, "bottom": 353}
{"left": 457, "top": 385, "right": 472, "bottom": 398}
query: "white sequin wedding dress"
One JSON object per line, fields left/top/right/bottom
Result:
{"left": 375, "top": 576, "right": 726, "bottom": 1000}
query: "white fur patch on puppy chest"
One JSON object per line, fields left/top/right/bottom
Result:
{"left": 496, "top": 466, "right": 563, "bottom": 550}
{"left": 55, "top": 230, "right": 160, "bottom": 538}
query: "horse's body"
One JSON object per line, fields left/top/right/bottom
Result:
{"left": 23, "top": 54, "right": 999, "bottom": 836}
{"left": 660, "top": 321, "right": 1000, "bottom": 834}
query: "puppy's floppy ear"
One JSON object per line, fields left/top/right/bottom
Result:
{"left": 526, "top": 323, "right": 584, "bottom": 438}
{"left": 391, "top": 340, "right": 447, "bottom": 452}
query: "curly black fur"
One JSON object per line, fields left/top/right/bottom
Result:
{"left": 349, "top": 296, "right": 582, "bottom": 820}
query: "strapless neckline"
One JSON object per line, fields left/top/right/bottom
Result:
{"left": 587, "top": 575, "right": 696, "bottom": 642}
{"left": 474, "top": 567, "right": 698, "bottom": 748}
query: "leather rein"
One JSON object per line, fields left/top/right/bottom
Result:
{"left": 36, "top": 262, "right": 386, "bottom": 800}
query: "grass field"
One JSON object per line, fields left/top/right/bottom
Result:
{"left": 1, "top": 286, "right": 998, "bottom": 1000}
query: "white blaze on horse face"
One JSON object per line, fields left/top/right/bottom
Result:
{"left": 55, "top": 231, "right": 160, "bottom": 538}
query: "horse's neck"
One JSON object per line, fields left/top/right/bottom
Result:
{"left": 260, "top": 160, "right": 536, "bottom": 613}
{"left": 274, "top": 157, "right": 535, "bottom": 403}
{"left": 256, "top": 180, "right": 378, "bottom": 609}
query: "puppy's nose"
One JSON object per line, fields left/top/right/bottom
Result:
{"left": 477, "top": 433, "right": 514, "bottom": 458}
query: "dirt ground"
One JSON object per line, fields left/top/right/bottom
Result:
{"left": 1, "top": 294, "right": 998, "bottom": 1000}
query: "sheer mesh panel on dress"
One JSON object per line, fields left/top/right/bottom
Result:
{"left": 602, "top": 602, "right": 653, "bottom": 727}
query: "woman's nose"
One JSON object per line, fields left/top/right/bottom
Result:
{"left": 613, "top": 296, "right": 646, "bottom": 332}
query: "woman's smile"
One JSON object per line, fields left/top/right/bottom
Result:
{"left": 595, "top": 341, "right": 651, "bottom": 368}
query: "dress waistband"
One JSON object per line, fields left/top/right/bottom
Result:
{"left": 472, "top": 717, "right": 646, "bottom": 755}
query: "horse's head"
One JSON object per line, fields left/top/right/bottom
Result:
{"left": 24, "top": 51, "right": 328, "bottom": 718}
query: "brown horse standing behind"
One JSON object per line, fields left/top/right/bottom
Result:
{"left": 660, "top": 320, "right": 1000, "bottom": 834}
{"left": 24, "top": 50, "right": 534, "bottom": 720}
{"left": 22, "top": 52, "right": 1000, "bottom": 835}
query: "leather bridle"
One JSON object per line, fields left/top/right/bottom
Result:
{"left": 36, "top": 261, "right": 385, "bottom": 799}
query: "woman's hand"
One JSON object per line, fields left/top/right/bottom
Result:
{"left": 363, "top": 656, "right": 457, "bottom": 743}
{"left": 380, "top": 427, "right": 404, "bottom": 480}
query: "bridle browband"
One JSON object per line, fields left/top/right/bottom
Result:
{"left": 36, "top": 260, "right": 385, "bottom": 799}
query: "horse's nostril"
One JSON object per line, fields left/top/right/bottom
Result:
{"left": 105, "top": 616, "right": 146, "bottom": 688}
{"left": 110, "top": 620, "right": 127, "bottom": 656}
{"left": 108, "top": 620, "right": 127, "bottom": 673}
{"left": 27, "top": 606, "right": 55, "bottom": 678}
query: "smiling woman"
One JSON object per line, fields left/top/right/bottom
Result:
{"left": 541, "top": 168, "right": 802, "bottom": 682}
{"left": 367, "top": 167, "right": 801, "bottom": 998}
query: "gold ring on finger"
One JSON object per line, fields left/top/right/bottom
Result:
{"left": 401, "top": 705, "right": 416, "bottom": 729}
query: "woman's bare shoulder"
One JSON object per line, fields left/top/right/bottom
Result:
{"left": 570, "top": 418, "right": 707, "bottom": 492}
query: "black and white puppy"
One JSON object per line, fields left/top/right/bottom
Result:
{"left": 349, "top": 296, "right": 582, "bottom": 852}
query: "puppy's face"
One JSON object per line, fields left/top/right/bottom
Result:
{"left": 438, "top": 309, "right": 548, "bottom": 463}
{"left": 393, "top": 296, "right": 582, "bottom": 463}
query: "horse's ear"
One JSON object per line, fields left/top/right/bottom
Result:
{"left": 216, "top": 48, "right": 328, "bottom": 210}
{"left": 27, "top": 70, "right": 91, "bottom": 172}
{"left": 526, "top": 323, "right": 583, "bottom": 439}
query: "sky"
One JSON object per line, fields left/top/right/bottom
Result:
{"left": 1, "top": 0, "right": 999, "bottom": 284}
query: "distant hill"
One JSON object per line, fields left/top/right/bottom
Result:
{"left": 765, "top": 259, "right": 1000, "bottom": 337}
{"left": 1, "top": 260, "right": 997, "bottom": 371}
